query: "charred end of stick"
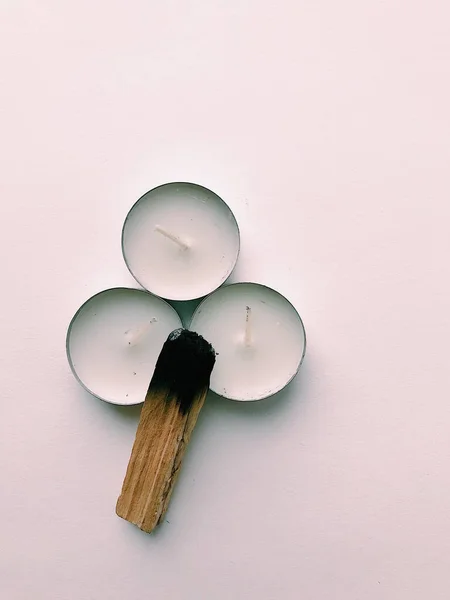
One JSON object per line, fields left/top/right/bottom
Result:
{"left": 149, "top": 328, "right": 216, "bottom": 414}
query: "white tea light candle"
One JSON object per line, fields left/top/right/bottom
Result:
{"left": 189, "top": 283, "right": 306, "bottom": 401}
{"left": 66, "top": 288, "right": 182, "bottom": 405}
{"left": 121, "top": 182, "right": 240, "bottom": 300}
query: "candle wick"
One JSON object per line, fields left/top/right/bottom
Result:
{"left": 125, "top": 318, "right": 157, "bottom": 347}
{"left": 154, "top": 225, "right": 189, "bottom": 250}
{"left": 244, "top": 306, "right": 252, "bottom": 347}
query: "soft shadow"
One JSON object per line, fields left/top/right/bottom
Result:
{"left": 168, "top": 298, "right": 203, "bottom": 328}
{"left": 200, "top": 356, "right": 311, "bottom": 424}
{"left": 71, "top": 382, "right": 142, "bottom": 423}
{"left": 106, "top": 402, "right": 142, "bottom": 422}
{"left": 115, "top": 515, "right": 171, "bottom": 544}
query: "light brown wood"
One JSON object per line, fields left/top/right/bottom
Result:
{"left": 116, "top": 383, "right": 209, "bottom": 533}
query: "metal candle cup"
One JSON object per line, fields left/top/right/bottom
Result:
{"left": 121, "top": 182, "right": 240, "bottom": 301}
{"left": 189, "top": 282, "right": 306, "bottom": 401}
{"left": 66, "top": 288, "right": 182, "bottom": 405}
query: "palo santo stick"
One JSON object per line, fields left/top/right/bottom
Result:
{"left": 116, "top": 328, "right": 216, "bottom": 533}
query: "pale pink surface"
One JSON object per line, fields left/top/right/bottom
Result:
{"left": 1, "top": 2, "right": 450, "bottom": 599}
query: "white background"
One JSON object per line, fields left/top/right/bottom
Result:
{"left": 1, "top": 2, "right": 450, "bottom": 599}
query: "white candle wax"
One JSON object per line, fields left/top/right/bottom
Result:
{"left": 121, "top": 182, "right": 240, "bottom": 300}
{"left": 66, "top": 288, "right": 182, "bottom": 405}
{"left": 189, "top": 283, "right": 306, "bottom": 401}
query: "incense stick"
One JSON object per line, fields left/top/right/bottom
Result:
{"left": 116, "top": 329, "right": 216, "bottom": 533}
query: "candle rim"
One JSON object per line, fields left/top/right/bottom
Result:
{"left": 188, "top": 281, "right": 307, "bottom": 402}
{"left": 121, "top": 181, "right": 241, "bottom": 301}
{"left": 66, "top": 286, "right": 183, "bottom": 405}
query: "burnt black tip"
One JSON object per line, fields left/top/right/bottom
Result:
{"left": 149, "top": 328, "right": 216, "bottom": 414}
{"left": 167, "top": 328, "right": 216, "bottom": 358}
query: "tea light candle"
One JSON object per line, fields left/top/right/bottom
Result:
{"left": 66, "top": 288, "right": 182, "bottom": 405}
{"left": 121, "top": 182, "right": 240, "bottom": 300}
{"left": 189, "top": 283, "right": 306, "bottom": 401}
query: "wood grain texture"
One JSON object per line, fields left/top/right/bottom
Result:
{"left": 116, "top": 329, "right": 215, "bottom": 533}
